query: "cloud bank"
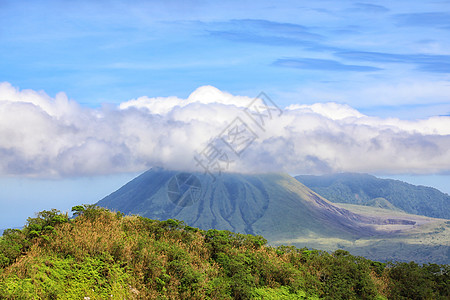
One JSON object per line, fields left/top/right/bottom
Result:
{"left": 1, "top": 82, "right": 449, "bottom": 177}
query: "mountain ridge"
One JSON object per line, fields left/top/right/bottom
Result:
{"left": 295, "top": 173, "right": 450, "bottom": 219}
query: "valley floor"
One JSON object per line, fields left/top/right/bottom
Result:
{"left": 273, "top": 204, "right": 450, "bottom": 264}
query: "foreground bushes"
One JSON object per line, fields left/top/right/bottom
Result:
{"left": 0, "top": 205, "right": 448, "bottom": 299}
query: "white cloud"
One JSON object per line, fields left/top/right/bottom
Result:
{"left": 286, "top": 102, "right": 364, "bottom": 120}
{"left": 119, "top": 85, "right": 254, "bottom": 114}
{"left": 276, "top": 79, "right": 450, "bottom": 116}
{"left": 0, "top": 82, "right": 449, "bottom": 177}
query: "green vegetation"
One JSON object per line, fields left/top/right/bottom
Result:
{"left": 1, "top": 205, "right": 448, "bottom": 299}
{"left": 296, "top": 173, "right": 450, "bottom": 219}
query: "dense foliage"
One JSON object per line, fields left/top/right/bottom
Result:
{"left": 0, "top": 205, "right": 448, "bottom": 299}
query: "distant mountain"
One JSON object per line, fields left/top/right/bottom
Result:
{"left": 98, "top": 168, "right": 380, "bottom": 242}
{"left": 97, "top": 168, "right": 450, "bottom": 263}
{"left": 295, "top": 173, "right": 450, "bottom": 219}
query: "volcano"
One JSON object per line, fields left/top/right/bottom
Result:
{"left": 98, "top": 168, "right": 410, "bottom": 241}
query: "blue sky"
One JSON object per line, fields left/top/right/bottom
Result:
{"left": 2, "top": 0, "right": 450, "bottom": 116}
{"left": 1, "top": 0, "right": 450, "bottom": 228}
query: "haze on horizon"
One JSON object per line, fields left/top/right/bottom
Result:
{"left": 0, "top": 0, "right": 449, "bottom": 228}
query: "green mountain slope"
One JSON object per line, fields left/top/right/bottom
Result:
{"left": 295, "top": 173, "right": 450, "bottom": 219}
{"left": 364, "top": 197, "right": 403, "bottom": 211}
{"left": 1, "top": 206, "right": 449, "bottom": 299}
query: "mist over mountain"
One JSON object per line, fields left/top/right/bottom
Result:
{"left": 1, "top": 82, "right": 450, "bottom": 178}
{"left": 295, "top": 173, "right": 450, "bottom": 219}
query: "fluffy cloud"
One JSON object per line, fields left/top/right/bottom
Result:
{"left": 0, "top": 82, "right": 449, "bottom": 177}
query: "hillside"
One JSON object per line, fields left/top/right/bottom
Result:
{"left": 0, "top": 205, "right": 448, "bottom": 299}
{"left": 97, "top": 169, "right": 450, "bottom": 264}
{"left": 295, "top": 173, "right": 450, "bottom": 219}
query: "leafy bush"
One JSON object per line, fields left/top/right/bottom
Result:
{"left": 0, "top": 229, "right": 29, "bottom": 268}
{"left": 387, "top": 261, "right": 449, "bottom": 299}
{"left": 24, "top": 209, "right": 68, "bottom": 240}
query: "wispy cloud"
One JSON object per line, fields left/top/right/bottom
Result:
{"left": 1, "top": 1, "right": 450, "bottom": 124}
{"left": 395, "top": 12, "right": 450, "bottom": 29}
{"left": 336, "top": 51, "right": 450, "bottom": 73}
{"left": 349, "top": 3, "right": 389, "bottom": 14}
{"left": 273, "top": 58, "right": 382, "bottom": 72}
{"left": 1, "top": 82, "right": 449, "bottom": 177}
{"left": 208, "top": 30, "right": 320, "bottom": 47}
{"left": 228, "top": 19, "right": 321, "bottom": 39}
{"left": 207, "top": 19, "right": 332, "bottom": 50}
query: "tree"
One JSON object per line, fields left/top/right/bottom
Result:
{"left": 71, "top": 205, "right": 85, "bottom": 217}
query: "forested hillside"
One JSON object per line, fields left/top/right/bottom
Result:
{"left": 0, "top": 205, "right": 448, "bottom": 299}
{"left": 296, "top": 173, "right": 450, "bottom": 219}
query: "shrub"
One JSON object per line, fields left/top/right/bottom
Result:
{"left": 0, "top": 205, "right": 447, "bottom": 299}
